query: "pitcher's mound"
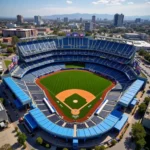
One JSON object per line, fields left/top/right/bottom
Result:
{"left": 73, "top": 100, "right": 78, "bottom": 103}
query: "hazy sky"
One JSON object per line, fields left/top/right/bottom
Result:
{"left": 0, "top": 0, "right": 150, "bottom": 17}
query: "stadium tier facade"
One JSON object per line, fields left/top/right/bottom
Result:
{"left": 2, "top": 36, "right": 145, "bottom": 149}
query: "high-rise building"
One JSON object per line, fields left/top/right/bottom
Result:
{"left": 80, "top": 18, "right": 83, "bottom": 23}
{"left": 114, "top": 14, "right": 124, "bottom": 27}
{"left": 34, "top": 16, "right": 43, "bottom": 26}
{"left": 92, "top": 15, "right": 96, "bottom": 23}
{"left": 92, "top": 15, "right": 96, "bottom": 29}
{"left": 135, "top": 18, "right": 141, "bottom": 23}
{"left": 64, "top": 17, "right": 69, "bottom": 23}
{"left": 84, "top": 22, "right": 93, "bottom": 32}
{"left": 57, "top": 18, "right": 61, "bottom": 22}
{"left": 17, "top": 15, "right": 24, "bottom": 24}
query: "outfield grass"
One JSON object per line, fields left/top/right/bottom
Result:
{"left": 4, "top": 60, "right": 12, "bottom": 68}
{"left": 65, "top": 63, "right": 85, "bottom": 69}
{"left": 40, "top": 70, "right": 111, "bottom": 120}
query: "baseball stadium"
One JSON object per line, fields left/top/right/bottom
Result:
{"left": 2, "top": 34, "right": 146, "bottom": 149}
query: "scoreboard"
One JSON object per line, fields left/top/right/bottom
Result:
{"left": 66, "top": 32, "right": 85, "bottom": 37}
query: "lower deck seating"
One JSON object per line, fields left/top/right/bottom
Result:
{"left": 86, "top": 120, "right": 95, "bottom": 127}
{"left": 57, "top": 120, "right": 65, "bottom": 126}
{"left": 91, "top": 116, "right": 103, "bottom": 124}
{"left": 77, "top": 123, "right": 87, "bottom": 129}
{"left": 65, "top": 123, "right": 74, "bottom": 128}
{"left": 48, "top": 114, "right": 60, "bottom": 123}
{"left": 99, "top": 111, "right": 110, "bottom": 118}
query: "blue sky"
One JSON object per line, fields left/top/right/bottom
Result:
{"left": 0, "top": 0, "right": 150, "bottom": 17}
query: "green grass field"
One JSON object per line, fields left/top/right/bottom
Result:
{"left": 65, "top": 63, "right": 85, "bottom": 69}
{"left": 4, "top": 60, "right": 12, "bottom": 68}
{"left": 65, "top": 94, "right": 87, "bottom": 109}
{"left": 40, "top": 70, "right": 111, "bottom": 120}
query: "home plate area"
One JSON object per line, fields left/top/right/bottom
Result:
{"left": 56, "top": 89, "right": 96, "bottom": 118}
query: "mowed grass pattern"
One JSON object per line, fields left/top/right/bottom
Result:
{"left": 40, "top": 70, "right": 111, "bottom": 120}
{"left": 66, "top": 63, "right": 85, "bottom": 69}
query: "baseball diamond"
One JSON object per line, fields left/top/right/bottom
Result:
{"left": 3, "top": 35, "right": 145, "bottom": 149}
{"left": 36, "top": 70, "right": 115, "bottom": 122}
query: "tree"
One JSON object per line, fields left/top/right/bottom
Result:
{"left": 99, "top": 145, "right": 105, "bottom": 150}
{"left": 58, "top": 32, "right": 66, "bottom": 36}
{"left": 53, "top": 28, "right": 59, "bottom": 35}
{"left": 63, "top": 148, "right": 68, "bottom": 150}
{"left": 0, "top": 44, "right": 7, "bottom": 49}
{"left": 144, "top": 97, "right": 150, "bottom": 106}
{"left": 138, "top": 49, "right": 150, "bottom": 63}
{"left": 111, "top": 140, "right": 117, "bottom": 146}
{"left": 0, "top": 144, "right": 12, "bottom": 150}
{"left": 36, "top": 137, "right": 43, "bottom": 145}
{"left": 131, "top": 123, "right": 146, "bottom": 150}
{"left": 0, "top": 98, "right": 4, "bottom": 104}
{"left": 17, "top": 133, "right": 27, "bottom": 145}
{"left": 85, "top": 32, "right": 91, "bottom": 36}
{"left": 138, "top": 103, "right": 147, "bottom": 114}
{"left": 45, "top": 144, "right": 50, "bottom": 148}
{"left": 12, "top": 36, "right": 19, "bottom": 46}
{"left": 139, "top": 49, "right": 147, "bottom": 56}
{"left": 23, "top": 143, "right": 27, "bottom": 149}
{"left": 94, "top": 145, "right": 105, "bottom": 150}
{"left": 16, "top": 131, "right": 21, "bottom": 137}
{"left": 7, "top": 47, "right": 14, "bottom": 53}
{"left": 13, "top": 46, "right": 16, "bottom": 52}
{"left": 131, "top": 123, "right": 146, "bottom": 141}
{"left": 95, "top": 146, "right": 100, "bottom": 150}
{"left": 135, "top": 138, "right": 146, "bottom": 150}
{"left": 14, "top": 126, "right": 18, "bottom": 132}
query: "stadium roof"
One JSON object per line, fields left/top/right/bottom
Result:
{"left": 14, "top": 99, "right": 23, "bottom": 109}
{"left": 29, "top": 108, "right": 123, "bottom": 139}
{"left": 24, "top": 114, "right": 38, "bottom": 130}
{"left": 119, "top": 79, "right": 144, "bottom": 107}
{"left": 29, "top": 108, "right": 74, "bottom": 138}
{"left": 3, "top": 77, "right": 31, "bottom": 105}
{"left": 127, "top": 41, "right": 150, "bottom": 48}
{"left": 114, "top": 113, "right": 128, "bottom": 131}
{"left": 77, "top": 110, "right": 122, "bottom": 138}
{"left": 130, "top": 98, "right": 138, "bottom": 107}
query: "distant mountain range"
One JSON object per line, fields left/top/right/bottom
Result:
{"left": 43, "top": 13, "right": 150, "bottom": 20}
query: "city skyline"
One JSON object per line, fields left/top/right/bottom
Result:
{"left": 0, "top": 0, "right": 150, "bottom": 17}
